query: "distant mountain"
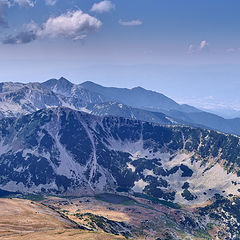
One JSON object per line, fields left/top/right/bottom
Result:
{"left": 163, "top": 110, "right": 240, "bottom": 135}
{"left": 80, "top": 80, "right": 240, "bottom": 135}
{"left": 83, "top": 101, "right": 178, "bottom": 125}
{"left": 199, "top": 107, "right": 240, "bottom": 119}
{"left": 0, "top": 107, "right": 239, "bottom": 206}
{"left": 0, "top": 82, "right": 61, "bottom": 118}
{"left": 0, "top": 78, "right": 183, "bottom": 128}
{"left": 80, "top": 81, "right": 200, "bottom": 113}
{"left": 0, "top": 78, "right": 107, "bottom": 118}
{"left": 1, "top": 77, "right": 240, "bottom": 136}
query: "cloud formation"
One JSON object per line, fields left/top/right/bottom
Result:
{"left": 10, "top": 0, "right": 35, "bottom": 7}
{"left": 38, "top": 10, "right": 102, "bottom": 40}
{"left": 90, "top": 0, "right": 115, "bottom": 13}
{"left": 200, "top": 40, "right": 208, "bottom": 50}
{"left": 45, "top": 0, "right": 56, "bottom": 6}
{"left": 3, "top": 10, "right": 102, "bottom": 44}
{"left": 119, "top": 19, "right": 142, "bottom": 26}
{"left": 188, "top": 40, "right": 209, "bottom": 53}
{"left": 3, "top": 31, "right": 36, "bottom": 44}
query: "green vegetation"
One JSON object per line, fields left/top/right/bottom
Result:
{"left": 133, "top": 192, "right": 181, "bottom": 209}
{"left": 0, "top": 189, "right": 17, "bottom": 198}
{"left": 206, "top": 223, "right": 215, "bottom": 230}
{"left": 198, "top": 195, "right": 240, "bottom": 238}
{"left": 116, "top": 187, "right": 130, "bottom": 192}
{"left": 181, "top": 189, "right": 196, "bottom": 201}
{"left": 95, "top": 193, "right": 136, "bottom": 205}
{"left": 74, "top": 212, "right": 132, "bottom": 239}
{"left": 20, "top": 194, "right": 45, "bottom": 201}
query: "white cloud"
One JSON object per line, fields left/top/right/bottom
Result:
{"left": 38, "top": 10, "right": 102, "bottom": 40}
{"left": 0, "top": 0, "right": 35, "bottom": 7}
{"left": 3, "top": 10, "right": 102, "bottom": 44}
{"left": 119, "top": 19, "right": 142, "bottom": 26}
{"left": 188, "top": 40, "right": 209, "bottom": 53}
{"left": 11, "top": 0, "right": 35, "bottom": 7}
{"left": 90, "top": 0, "right": 115, "bottom": 13}
{"left": 200, "top": 40, "right": 208, "bottom": 50}
{"left": 45, "top": 0, "right": 56, "bottom": 6}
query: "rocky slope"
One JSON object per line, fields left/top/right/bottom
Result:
{"left": 0, "top": 107, "right": 239, "bottom": 206}
{"left": 0, "top": 82, "right": 61, "bottom": 118}
{"left": 0, "top": 78, "right": 106, "bottom": 118}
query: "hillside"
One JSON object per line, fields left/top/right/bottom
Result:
{"left": 0, "top": 198, "right": 124, "bottom": 240}
{"left": 0, "top": 107, "right": 239, "bottom": 205}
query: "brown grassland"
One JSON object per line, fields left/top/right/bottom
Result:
{"left": 0, "top": 198, "right": 124, "bottom": 240}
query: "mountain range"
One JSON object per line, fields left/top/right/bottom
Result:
{"left": 0, "top": 77, "right": 240, "bottom": 203}
{"left": 1, "top": 77, "right": 240, "bottom": 136}
{"left": 1, "top": 77, "right": 240, "bottom": 239}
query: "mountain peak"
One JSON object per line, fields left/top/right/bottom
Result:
{"left": 42, "top": 77, "right": 73, "bottom": 88}
{"left": 58, "top": 77, "right": 72, "bottom": 84}
{"left": 57, "top": 77, "right": 74, "bottom": 89}
{"left": 42, "top": 77, "right": 74, "bottom": 97}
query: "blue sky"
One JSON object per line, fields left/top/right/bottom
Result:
{"left": 0, "top": 0, "right": 240, "bottom": 115}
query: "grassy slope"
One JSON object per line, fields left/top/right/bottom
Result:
{"left": 0, "top": 198, "right": 124, "bottom": 240}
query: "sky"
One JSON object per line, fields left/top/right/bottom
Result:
{"left": 0, "top": 0, "right": 240, "bottom": 116}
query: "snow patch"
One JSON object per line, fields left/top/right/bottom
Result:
{"left": 0, "top": 180, "right": 58, "bottom": 193}
{"left": 132, "top": 179, "right": 149, "bottom": 193}
{"left": 127, "top": 162, "right": 136, "bottom": 172}
{"left": 143, "top": 169, "right": 156, "bottom": 178}
{"left": 158, "top": 152, "right": 240, "bottom": 205}
{"left": 55, "top": 135, "right": 85, "bottom": 179}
